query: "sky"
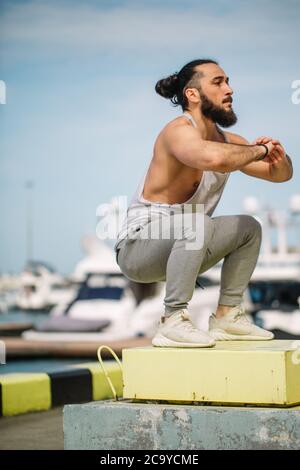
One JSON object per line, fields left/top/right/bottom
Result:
{"left": 0, "top": 0, "right": 299, "bottom": 274}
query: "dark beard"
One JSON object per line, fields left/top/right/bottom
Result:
{"left": 200, "top": 90, "right": 237, "bottom": 128}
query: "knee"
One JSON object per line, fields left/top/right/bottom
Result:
{"left": 117, "top": 243, "right": 139, "bottom": 281}
{"left": 239, "top": 215, "right": 262, "bottom": 240}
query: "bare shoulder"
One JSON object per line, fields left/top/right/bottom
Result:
{"left": 163, "top": 115, "right": 195, "bottom": 132}
{"left": 152, "top": 116, "right": 195, "bottom": 158}
{"left": 160, "top": 115, "right": 204, "bottom": 143}
{"left": 223, "top": 130, "right": 250, "bottom": 145}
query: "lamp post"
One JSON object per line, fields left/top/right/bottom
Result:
{"left": 25, "top": 180, "right": 34, "bottom": 263}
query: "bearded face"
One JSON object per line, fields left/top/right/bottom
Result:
{"left": 199, "top": 89, "right": 237, "bottom": 128}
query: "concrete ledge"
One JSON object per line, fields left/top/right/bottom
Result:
{"left": 0, "top": 361, "right": 122, "bottom": 417}
{"left": 63, "top": 400, "right": 300, "bottom": 450}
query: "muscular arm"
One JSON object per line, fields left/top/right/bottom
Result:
{"left": 274, "top": 153, "right": 293, "bottom": 181}
{"left": 225, "top": 131, "right": 293, "bottom": 182}
{"left": 164, "top": 125, "right": 268, "bottom": 173}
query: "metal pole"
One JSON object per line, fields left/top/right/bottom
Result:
{"left": 25, "top": 180, "right": 34, "bottom": 262}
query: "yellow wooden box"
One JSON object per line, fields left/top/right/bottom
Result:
{"left": 122, "top": 340, "right": 300, "bottom": 407}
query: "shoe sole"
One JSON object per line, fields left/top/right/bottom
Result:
{"left": 152, "top": 333, "right": 216, "bottom": 348}
{"left": 209, "top": 329, "right": 274, "bottom": 341}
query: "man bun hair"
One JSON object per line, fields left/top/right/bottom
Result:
{"left": 155, "top": 73, "right": 179, "bottom": 101}
{"left": 155, "top": 58, "right": 218, "bottom": 111}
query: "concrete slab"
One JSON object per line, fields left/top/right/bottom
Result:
{"left": 63, "top": 400, "right": 300, "bottom": 450}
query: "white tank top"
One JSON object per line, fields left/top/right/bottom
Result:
{"left": 115, "top": 112, "right": 230, "bottom": 248}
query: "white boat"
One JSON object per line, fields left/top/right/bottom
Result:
{"left": 15, "top": 261, "right": 76, "bottom": 311}
{"left": 0, "top": 273, "right": 20, "bottom": 313}
{"left": 22, "top": 272, "right": 137, "bottom": 341}
{"left": 22, "top": 236, "right": 137, "bottom": 341}
{"left": 256, "top": 308, "right": 300, "bottom": 338}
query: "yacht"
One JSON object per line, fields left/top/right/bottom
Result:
{"left": 15, "top": 260, "right": 76, "bottom": 311}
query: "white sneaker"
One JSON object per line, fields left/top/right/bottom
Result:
{"left": 209, "top": 305, "right": 274, "bottom": 341}
{"left": 152, "top": 309, "right": 216, "bottom": 348}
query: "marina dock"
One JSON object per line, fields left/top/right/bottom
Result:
{"left": 0, "top": 336, "right": 151, "bottom": 358}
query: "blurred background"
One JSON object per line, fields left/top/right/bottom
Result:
{"left": 0, "top": 0, "right": 300, "bottom": 372}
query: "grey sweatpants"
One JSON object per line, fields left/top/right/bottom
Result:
{"left": 116, "top": 214, "right": 262, "bottom": 316}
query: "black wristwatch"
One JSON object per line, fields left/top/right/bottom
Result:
{"left": 256, "top": 143, "right": 269, "bottom": 161}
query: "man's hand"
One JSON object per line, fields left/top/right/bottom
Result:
{"left": 250, "top": 135, "right": 292, "bottom": 182}
{"left": 252, "top": 136, "right": 285, "bottom": 164}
